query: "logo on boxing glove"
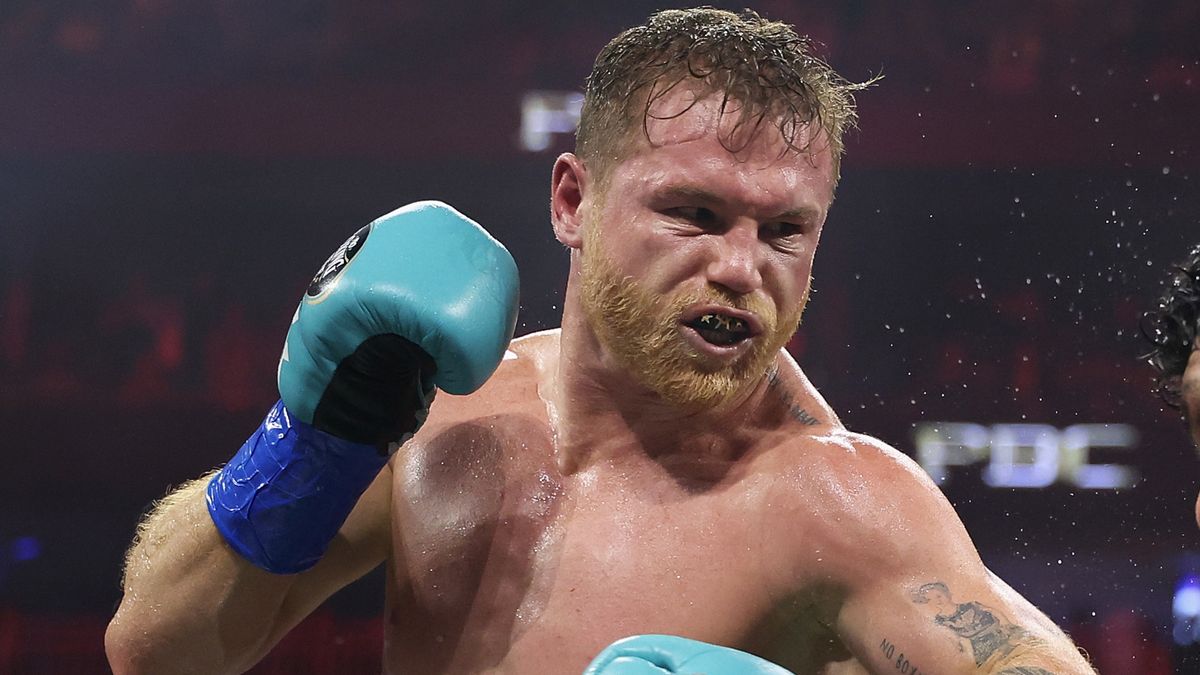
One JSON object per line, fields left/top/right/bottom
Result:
{"left": 306, "top": 224, "right": 371, "bottom": 300}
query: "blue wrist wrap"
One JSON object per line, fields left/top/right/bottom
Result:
{"left": 206, "top": 400, "right": 388, "bottom": 574}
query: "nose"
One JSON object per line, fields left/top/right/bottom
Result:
{"left": 704, "top": 222, "right": 763, "bottom": 295}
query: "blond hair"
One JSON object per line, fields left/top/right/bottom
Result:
{"left": 577, "top": 7, "right": 873, "bottom": 186}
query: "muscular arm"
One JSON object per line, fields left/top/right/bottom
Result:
{"left": 840, "top": 572, "right": 1091, "bottom": 675}
{"left": 104, "top": 201, "right": 516, "bottom": 674}
{"left": 105, "top": 463, "right": 393, "bottom": 675}
{"left": 820, "top": 438, "right": 1094, "bottom": 675}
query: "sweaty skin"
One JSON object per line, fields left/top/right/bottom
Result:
{"left": 106, "top": 87, "right": 1092, "bottom": 675}
{"left": 385, "top": 89, "right": 851, "bottom": 673}
{"left": 387, "top": 332, "right": 857, "bottom": 673}
{"left": 372, "top": 91, "right": 1092, "bottom": 674}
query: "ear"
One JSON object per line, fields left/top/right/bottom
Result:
{"left": 550, "top": 153, "right": 590, "bottom": 249}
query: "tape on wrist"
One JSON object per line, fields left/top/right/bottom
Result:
{"left": 206, "top": 400, "right": 388, "bottom": 574}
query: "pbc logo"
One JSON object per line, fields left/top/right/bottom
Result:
{"left": 307, "top": 223, "right": 372, "bottom": 299}
{"left": 914, "top": 422, "right": 1139, "bottom": 490}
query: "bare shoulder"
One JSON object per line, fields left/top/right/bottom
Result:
{"left": 763, "top": 426, "right": 939, "bottom": 514}
{"left": 417, "top": 328, "right": 557, "bottom": 428}
{"left": 814, "top": 429, "right": 939, "bottom": 496}
{"left": 756, "top": 369, "right": 1090, "bottom": 672}
{"left": 760, "top": 424, "right": 976, "bottom": 581}
{"left": 756, "top": 353, "right": 944, "bottom": 522}
{"left": 392, "top": 330, "right": 557, "bottom": 491}
{"left": 509, "top": 328, "right": 561, "bottom": 368}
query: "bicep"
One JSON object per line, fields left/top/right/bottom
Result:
{"left": 825, "top": 483, "right": 1092, "bottom": 675}
{"left": 808, "top": 439, "right": 1091, "bottom": 674}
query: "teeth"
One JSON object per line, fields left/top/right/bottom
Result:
{"left": 697, "top": 313, "right": 747, "bottom": 332}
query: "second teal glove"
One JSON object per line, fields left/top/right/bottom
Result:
{"left": 584, "top": 635, "right": 795, "bottom": 675}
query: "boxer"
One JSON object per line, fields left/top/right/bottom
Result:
{"left": 1143, "top": 243, "right": 1200, "bottom": 525}
{"left": 106, "top": 8, "right": 1095, "bottom": 674}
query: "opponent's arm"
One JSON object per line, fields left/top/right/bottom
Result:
{"left": 106, "top": 202, "right": 520, "bottom": 674}
{"left": 833, "top": 443, "right": 1094, "bottom": 675}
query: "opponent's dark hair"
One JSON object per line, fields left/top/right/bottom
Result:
{"left": 577, "top": 7, "right": 874, "bottom": 187}
{"left": 1142, "top": 243, "right": 1200, "bottom": 408}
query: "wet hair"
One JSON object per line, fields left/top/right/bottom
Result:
{"left": 1142, "top": 243, "right": 1200, "bottom": 408}
{"left": 576, "top": 7, "right": 873, "bottom": 187}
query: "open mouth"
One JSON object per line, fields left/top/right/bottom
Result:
{"left": 683, "top": 312, "right": 755, "bottom": 347}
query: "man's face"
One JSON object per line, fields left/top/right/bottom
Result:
{"left": 577, "top": 88, "right": 836, "bottom": 410}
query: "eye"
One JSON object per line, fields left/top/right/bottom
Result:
{"left": 761, "top": 221, "right": 805, "bottom": 239}
{"left": 665, "top": 206, "right": 718, "bottom": 227}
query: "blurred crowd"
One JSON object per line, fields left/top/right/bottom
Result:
{"left": 0, "top": 275, "right": 280, "bottom": 412}
{"left": 900, "top": 273, "right": 1157, "bottom": 422}
{"left": 1, "top": 0, "right": 1197, "bottom": 94}
{"left": 0, "top": 2, "right": 1193, "bottom": 671}
{"left": 0, "top": 267, "right": 1160, "bottom": 425}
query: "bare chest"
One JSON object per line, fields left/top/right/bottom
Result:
{"left": 384, "top": 433, "right": 810, "bottom": 673}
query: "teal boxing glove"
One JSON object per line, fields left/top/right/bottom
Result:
{"left": 279, "top": 200, "right": 520, "bottom": 441}
{"left": 584, "top": 635, "right": 794, "bottom": 675}
{"left": 207, "top": 201, "right": 519, "bottom": 573}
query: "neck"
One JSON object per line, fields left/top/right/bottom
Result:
{"left": 546, "top": 284, "right": 775, "bottom": 476}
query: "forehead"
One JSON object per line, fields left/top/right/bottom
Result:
{"left": 611, "top": 87, "right": 837, "bottom": 210}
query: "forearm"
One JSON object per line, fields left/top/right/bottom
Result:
{"left": 862, "top": 631, "right": 1094, "bottom": 675}
{"left": 988, "top": 658, "right": 1094, "bottom": 667}
{"left": 105, "top": 201, "right": 514, "bottom": 672}
{"left": 839, "top": 563, "right": 1097, "bottom": 675}
{"left": 985, "top": 642, "right": 1096, "bottom": 675}
{"left": 106, "top": 472, "right": 297, "bottom": 675}
{"left": 990, "top": 660, "right": 1095, "bottom": 675}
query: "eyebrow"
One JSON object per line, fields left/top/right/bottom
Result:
{"left": 655, "top": 184, "right": 822, "bottom": 222}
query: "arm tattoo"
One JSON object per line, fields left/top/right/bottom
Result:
{"left": 911, "top": 581, "right": 1048, "bottom": 668}
{"left": 879, "top": 637, "right": 926, "bottom": 674}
